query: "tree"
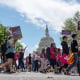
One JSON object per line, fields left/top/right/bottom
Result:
{"left": 0, "top": 24, "right": 9, "bottom": 45}
{"left": 15, "top": 41, "right": 23, "bottom": 53}
{"left": 62, "top": 11, "right": 80, "bottom": 46}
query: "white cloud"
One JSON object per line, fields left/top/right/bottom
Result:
{"left": 30, "top": 43, "right": 39, "bottom": 52}
{"left": 0, "top": 0, "right": 80, "bottom": 32}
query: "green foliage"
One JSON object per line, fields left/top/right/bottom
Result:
{"left": 0, "top": 24, "right": 9, "bottom": 45}
{"left": 15, "top": 41, "right": 23, "bottom": 53}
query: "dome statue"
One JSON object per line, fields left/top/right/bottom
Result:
{"left": 37, "top": 25, "right": 54, "bottom": 53}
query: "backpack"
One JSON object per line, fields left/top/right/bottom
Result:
{"left": 46, "top": 47, "right": 50, "bottom": 59}
{"left": 1, "top": 40, "right": 7, "bottom": 56}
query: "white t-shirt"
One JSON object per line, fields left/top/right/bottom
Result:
{"left": 35, "top": 54, "right": 38, "bottom": 60}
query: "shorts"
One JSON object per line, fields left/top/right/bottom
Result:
{"left": 50, "top": 59, "right": 57, "bottom": 67}
{"left": 6, "top": 53, "right": 14, "bottom": 59}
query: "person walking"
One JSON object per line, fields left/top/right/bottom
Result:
{"left": 28, "top": 53, "right": 32, "bottom": 72}
{"left": 34, "top": 52, "right": 39, "bottom": 72}
{"left": 59, "top": 36, "right": 69, "bottom": 73}
{"left": 40, "top": 48, "right": 46, "bottom": 72}
{"left": 18, "top": 47, "right": 26, "bottom": 71}
{"left": 0, "top": 35, "right": 15, "bottom": 73}
{"left": 66, "top": 34, "right": 78, "bottom": 75}
{"left": 56, "top": 48, "right": 62, "bottom": 70}
{"left": 32, "top": 55, "right": 35, "bottom": 71}
{"left": 50, "top": 43, "right": 58, "bottom": 73}
{"left": 1, "top": 40, "right": 7, "bottom": 63}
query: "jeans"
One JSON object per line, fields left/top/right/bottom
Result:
{"left": 34, "top": 60, "right": 38, "bottom": 72}
{"left": 32, "top": 61, "right": 35, "bottom": 71}
{"left": 18, "top": 59, "right": 25, "bottom": 69}
{"left": 78, "top": 60, "right": 80, "bottom": 73}
{"left": 67, "top": 54, "right": 78, "bottom": 71}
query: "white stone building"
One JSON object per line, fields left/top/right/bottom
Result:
{"left": 36, "top": 25, "right": 55, "bottom": 53}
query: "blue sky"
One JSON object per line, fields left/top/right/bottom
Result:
{"left": 0, "top": 0, "right": 80, "bottom": 55}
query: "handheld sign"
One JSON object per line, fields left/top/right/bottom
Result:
{"left": 11, "top": 26, "right": 22, "bottom": 40}
{"left": 62, "top": 30, "right": 71, "bottom": 35}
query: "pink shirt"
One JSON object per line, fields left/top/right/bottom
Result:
{"left": 56, "top": 53, "right": 62, "bottom": 62}
{"left": 14, "top": 54, "right": 17, "bottom": 62}
{"left": 61, "top": 53, "right": 68, "bottom": 65}
{"left": 26, "top": 58, "right": 29, "bottom": 63}
{"left": 16, "top": 53, "right": 21, "bottom": 58}
{"left": 50, "top": 47, "right": 56, "bottom": 59}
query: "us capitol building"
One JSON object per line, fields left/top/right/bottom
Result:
{"left": 36, "top": 25, "right": 55, "bottom": 53}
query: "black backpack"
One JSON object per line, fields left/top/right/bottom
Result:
{"left": 46, "top": 47, "right": 50, "bottom": 59}
{"left": 1, "top": 40, "right": 7, "bottom": 56}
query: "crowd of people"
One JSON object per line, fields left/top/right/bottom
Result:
{"left": 0, "top": 34, "right": 80, "bottom": 76}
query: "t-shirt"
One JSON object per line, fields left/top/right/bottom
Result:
{"left": 26, "top": 58, "right": 29, "bottom": 63}
{"left": 19, "top": 51, "right": 24, "bottom": 59}
{"left": 61, "top": 41, "right": 69, "bottom": 55}
{"left": 56, "top": 53, "right": 62, "bottom": 62}
{"left": 29, "top": 56, "right": 31, "bottom": 63}
{"left": 71, "top": 40, "right": 78, "bottom": 53}
{"left": 14, "top": 54, "right": 17, "bottom": 62}
{"left": 6, "top": 40, "right": 15, "bottom": 54}
{"left": 50, "top": 47, "right": 56, "bottom": 59}
{"left": 35, "top": 54, "right": 38, "bottom": 60}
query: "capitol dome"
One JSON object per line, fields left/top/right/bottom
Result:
{"left": 37, "top": 25, "right": 54, "bottom": 53}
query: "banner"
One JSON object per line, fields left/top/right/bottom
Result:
{"left": 11, "top": 26, "right": 22, "bottom": 40}
{"left": 62, "top": 30, "right": 71, "bottom": 35}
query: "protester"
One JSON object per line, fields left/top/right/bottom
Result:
{"left": 46, "top": 47, "right": 50, "bottom": 62}
{"left": 49, "top": 43, "right": 58, "bottom": 73}
{"left": 66, "top": 34, "right": 78, "bottom": 75}
{"left": 18, "top": 47, "right": 26, "bottom": 71}
{"left": 59, "top": 36, "right": 69, "bottom": 73}
{"left": 0, "top": 35, "right": 15, "bottom": 73}
{"left": 25, "top": 56, "right": 29, "bottom": 70}
{"left": 34, "top": 52, "right": 39, "bottom": 72}
{"left": 28, "top": 53, "right": 32, "bottom": 72}
{"left": 40, "top": 48, "right": 46, "bottom": 72}
{"left": 56, "top": 48, "right": 62, "bottom": 70}
{"left": 14, "top": 52, "right": 18, "bottom": 71}
{"left": 69, "top": 47, "right": 76, "bottom": 74}
{"left": 1, "top": 40, "right": 7, "bottom": 63}
{"left": 32, "top": 55, "right": 35, "bottom": 71}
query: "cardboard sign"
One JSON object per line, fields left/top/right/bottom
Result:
{"left": 11, "top": 26, "right": 22, "bottom": 40}
{"left": 62, "top": 30, "right": 71, "bottom": 35}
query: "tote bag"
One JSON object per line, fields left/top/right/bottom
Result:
{"left": 67, "top": 53, "right": 74, "bottom": 65}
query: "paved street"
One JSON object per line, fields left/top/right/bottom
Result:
{"left": 0, "top": 72, "right": 80, "bottom": 80}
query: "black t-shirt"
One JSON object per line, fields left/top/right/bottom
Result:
{"left": 29, "top": 56, "right": 31, "bottom": 63}
{"left": 61, "top": 41, "right": 69, "bottom": 55}
{"left": 71, "top": 40, "right": 78, "bottom": 53}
